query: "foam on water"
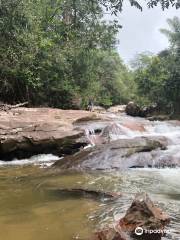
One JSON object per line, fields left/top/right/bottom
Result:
{"left": 0, "top": 154, "right": 60, "bottom": 167}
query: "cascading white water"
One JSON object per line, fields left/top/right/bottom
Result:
{"left": 0, "top": 154, "right": 60, "bottom": 167}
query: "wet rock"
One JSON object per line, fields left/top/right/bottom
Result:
{"left": 92, "top": 193, "right": 170, "bottom": 240}
{"left": 93, "top": 106, "right": 106, "bottom": 113}
{"left": 125, "top": 102, "right": 141, "bottom": 117}
{"left": 53, "top": 136, "right": 167, "bottom": 170}
{"left": 0, "top": 108, "right": 102, "bottom": 160}
{"left": 147, "top": 115, "right": 170, "bottom": 121}
{"left": 122, "top": 122, "right": 146, "bottom": 132}
{"left": 108, "top": 105, "right": 126, "bottom": 113}
{"left": 100, "top": 123, "right": 129, "bottom": 142}
{"left": 125, "top": 102, "right": 158, "bottom": 118}
{"left": 90, "top": 122, "right": 146, "bottom": 145}
{"left": 119, "top": 193, "right": 170, "bottom": 239}
{"left": 92, "top": 228, "right": 128, "bottom": 240}
{"left": 73, "top": 114, "right": 102, "bottom": 123}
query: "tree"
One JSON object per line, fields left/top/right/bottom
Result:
{"left": 100, "top": 0, "right": 180, "bottom": 13}
{"left": 160, "top": 17, "right": 180, "bottom": 113}
{"left": 132, "top": 16, "right": 180, "bottom": 114}
{"left": 160, "top": 16, "right": 180, "bottom": 54}
{"left": 0, "top": 0, "right": 179, "bottom": 108}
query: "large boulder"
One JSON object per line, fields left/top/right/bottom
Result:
{"left": 53, "top": 136, "right": 168, "bottom": 170}
{"left": 125, "top": 102, "right": 159, "bottom": 118}
{"left": 125, "top": 102, "right": 141, "bottom": 117}
{"left": 0, "top": 107, "right": 101, "bottom": 160}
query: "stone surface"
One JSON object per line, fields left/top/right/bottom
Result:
{"left": 92, "top": 228, "right": 128, "bottom": 240}
{"left": 147, "top": 115, "right": 170, "bottom": 121}
{"left": 53, "top": 136, "right": 168, "bottom": 170}
{"left": 125, "top": 102, "right": 141, "bottom": 117}
{"left": 108, "top": 105, "right": 126, "bottom": 113}
{"left": 0, "top": 107, "right": 101, "bottom": 159}
{"left": 118, "top": 193, "right": 170, "bottom": 239}
{"left": 125, "top": 102, "right": 158, "bottom": 118}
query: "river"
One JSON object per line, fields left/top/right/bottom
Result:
{"left": 0, "top": 114, "right": 180, "bottom": 240}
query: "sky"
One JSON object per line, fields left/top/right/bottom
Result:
{"left": 113, "top": 1, "right": 179, "bottom": 64}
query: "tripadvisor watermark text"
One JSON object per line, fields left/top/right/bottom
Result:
{"left": 135, "top": 227, "right": 171, "bottom": 236}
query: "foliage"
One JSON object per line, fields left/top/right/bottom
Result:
{"left": 100, "top": 0, "right": 180, "bottom": 13}
{"left": 0, "top": 0, "right": 179, "bottom": 109}
{"left": 132, "top": 17, "right": 180, "bottom": 114}
{"left": 0, "top": 0, "right": 132, "bottom": 108}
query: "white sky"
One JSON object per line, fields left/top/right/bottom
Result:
{"left": 114, "top": 1, "right": 180, "bottom": 63}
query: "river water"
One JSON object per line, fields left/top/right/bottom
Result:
{"left": 0, "top": 115, "right": 180, "bottom": 240}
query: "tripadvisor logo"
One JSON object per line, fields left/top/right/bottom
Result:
{"left": 135, "top": 227, "right": 144, "bottom": 236}
{"left": 135, "top": 227, "right": 171, "bottom": 236}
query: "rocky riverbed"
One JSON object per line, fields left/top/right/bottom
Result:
{"left": 0, "top": 107, "right": 180, "bottom": 240}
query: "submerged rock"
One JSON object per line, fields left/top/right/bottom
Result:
{"left": 92, "top": 193, "right": 170, "bottom": 240}
{"left": 46, "top": 188, "right": 122, "bottom": 201}
{"left": 53, "top": 136, "right": 168, "bottom": 170}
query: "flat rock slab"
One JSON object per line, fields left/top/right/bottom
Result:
{"left": 53, "top": 136, "right": 168, "bottom": 170}
{"left": 0, "top": 107, "right": 101, "bottom": 159}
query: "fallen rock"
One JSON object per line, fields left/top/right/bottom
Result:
{"left": 0, "top": 107, "right": 101, "bottom": 160}
{"left": 53, "top": 136, "right": 168, "bottom": 170}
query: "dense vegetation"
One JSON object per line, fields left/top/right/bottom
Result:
{"left": 0, "top": 0, "right": 179, "bottom": 111}
{"left": 132, "top": 17, "right": 180, "bottom": 114}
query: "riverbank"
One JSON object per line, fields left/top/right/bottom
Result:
{"left": 0, "top": 105, "right": 152, "bottom": 160}
{"left": 0, "top": 107, "right": 105, "bottom": 160}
